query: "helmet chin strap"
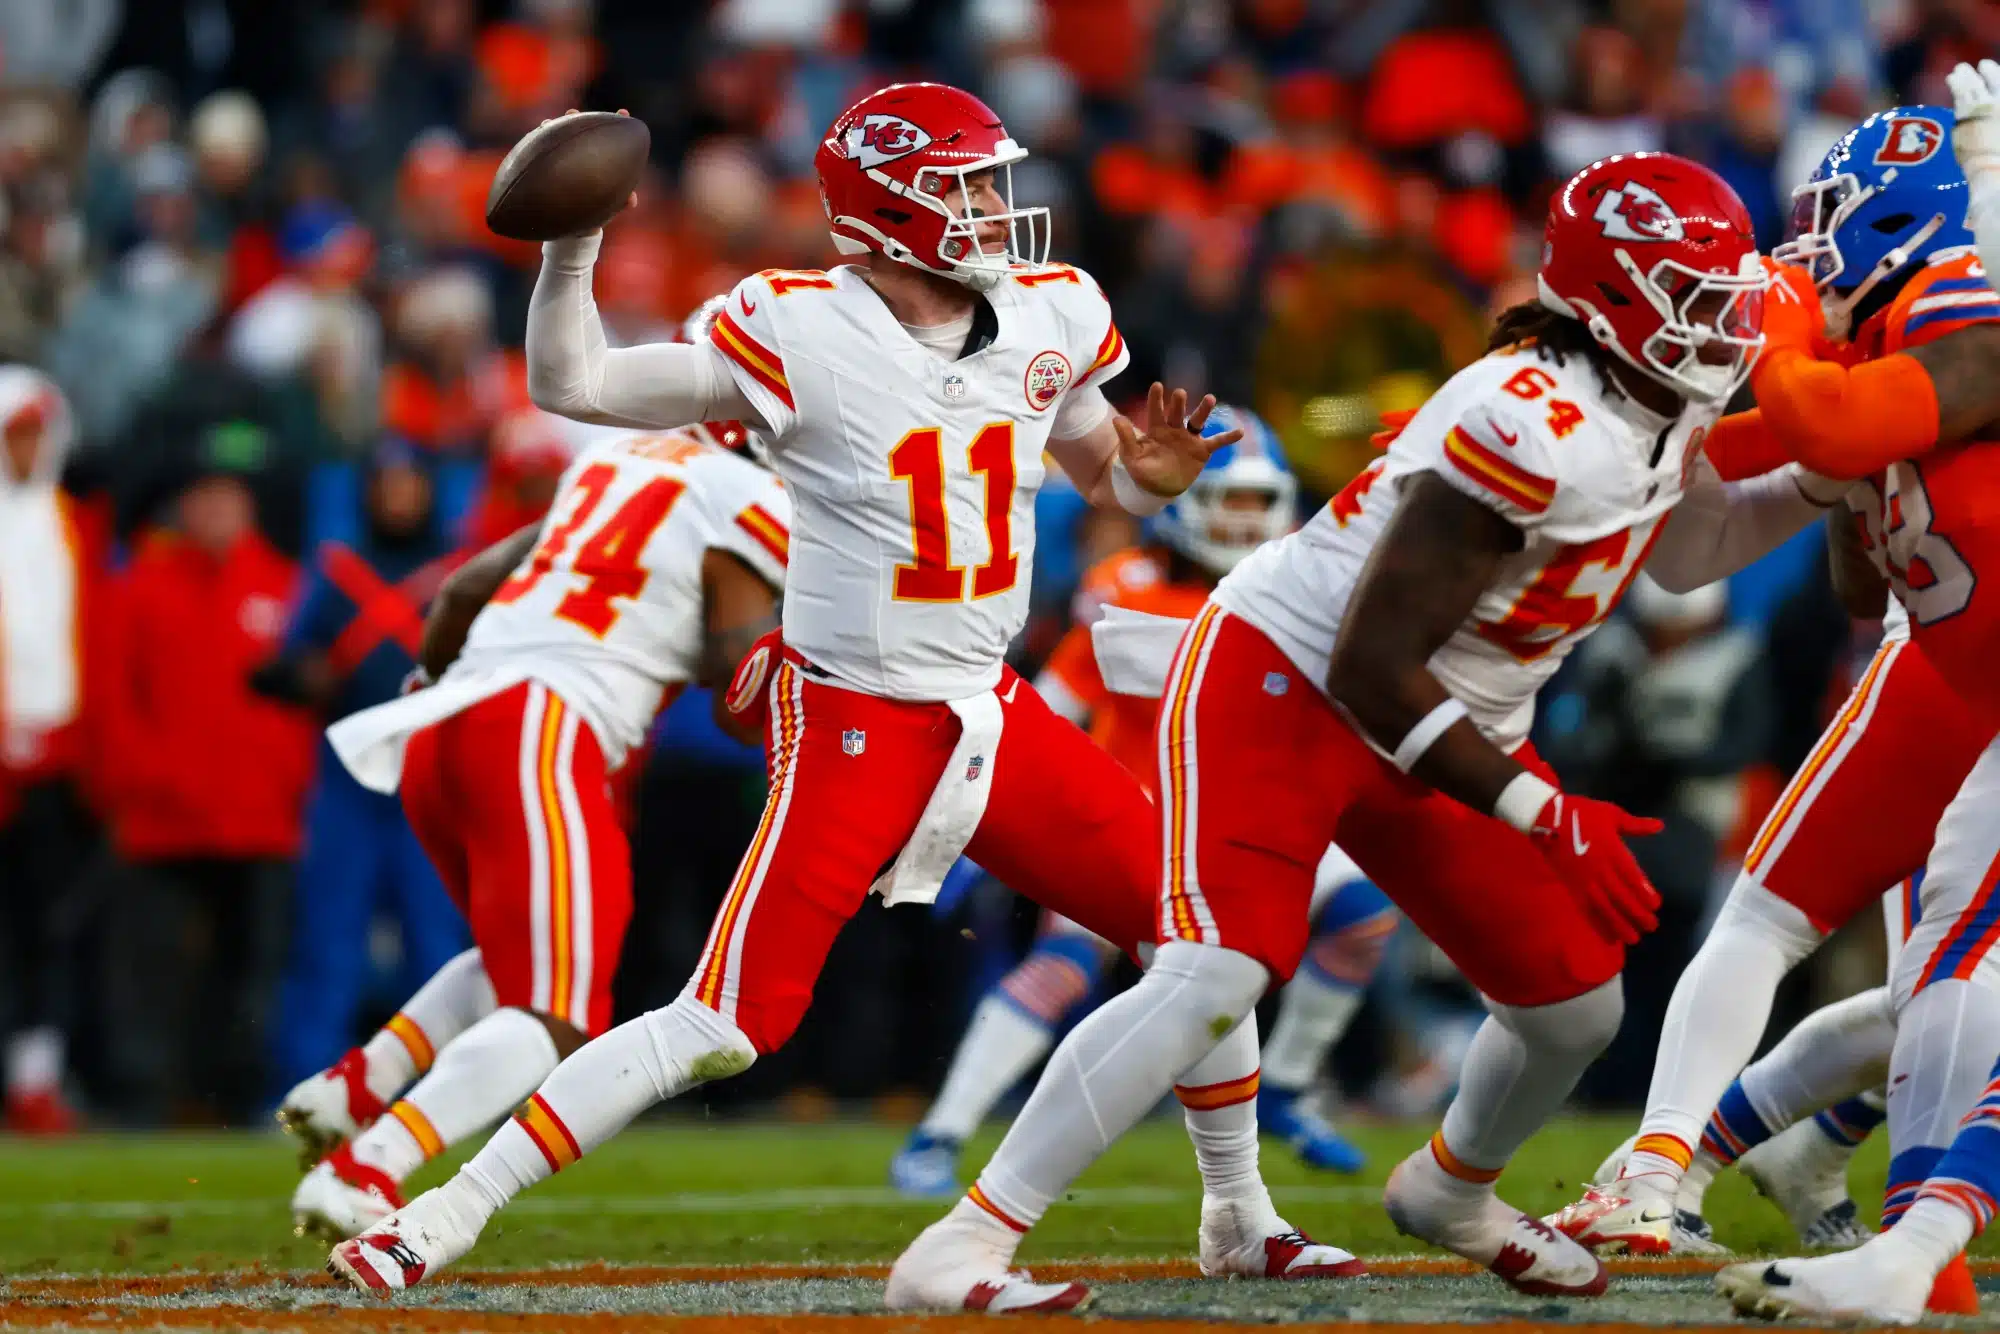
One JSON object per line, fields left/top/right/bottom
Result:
{"left": 1819, "top": 211, "right": 1948, "bottom": 340}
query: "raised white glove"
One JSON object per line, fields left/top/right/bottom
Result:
{"left": 1949, "top": 59, "right": 2000, "bottom": 175}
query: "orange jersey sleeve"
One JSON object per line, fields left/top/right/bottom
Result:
{"left": 1881, "top": 253, "right": 2000, "bottom": 353}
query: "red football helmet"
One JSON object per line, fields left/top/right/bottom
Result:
{"left": 1538, "top": 153, "right": 1765, "bottom": 403}
{"left": 679, "top": 293, "right": 753, "bottom": 456}
{"left": 814, "top": 82, "right": 1049, "bottom": 291}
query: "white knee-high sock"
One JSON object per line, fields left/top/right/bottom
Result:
{"left": 449, "top": 996, "right": 756, "bottom": 1224}
{"left": 1630, "top": 883, "right": 1820, "bottom": 1179}
{"left": 1884, "top": 978, "right": 2000, "bottom": 1223}
{"left": 1177, "top": 1016, "right": 1265, "bottom": 1203}
{"left": 349, "top": 1008, "right": 561, "bottom": 1182}
{"left": 1438, "top": 978, "right": 1623, "bottom": 1174}
{"left": 1261, "top": 971, "right": 1362, "bottom": 1093}
{"left": 966, "top": 941, "right": 1268, "bottom": 1244}
{"left": 1738, "top": 985, "right": 1896, "bottom": 1132}
{"left": 359, "top": 949, "right": 497, "bottom": 1106}
{"left": 918, "top": 997, "right": 1061, "bottom": 1143}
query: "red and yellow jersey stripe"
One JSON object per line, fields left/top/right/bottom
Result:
{"left": 1082, "top": 320, "right": 1126, "bottom": 383}
{"left": 733, "top": 502, "right": 790, "bottom": 566}
{"left": 1443, "top": 425, "right": 1554, "bottom": 515}
{"left": 710, "top": 309, "right": 794, "bottom": 410}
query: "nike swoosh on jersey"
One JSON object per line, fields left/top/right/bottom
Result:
{"left": 1571, "top": 818, "right": 1591, "bottom": 857}
{"left": 741, "top": 291, "right": 758, "bottom": 317}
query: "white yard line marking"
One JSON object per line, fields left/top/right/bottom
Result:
{"left": 0, "top": 1183, "right": 1380, "bottom": 1220}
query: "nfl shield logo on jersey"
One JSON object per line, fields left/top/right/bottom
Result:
{"left": 965, "top": 753, "right": 985, "bottom": 781}
{"left": 1263, "top": 671, "right": 1289, "bottom": 696}
{"left": 1023, "top": 350, "right": 1072, "bottom": 411}
{"left": 842, "top": 728, "right": 866, "bottom": 756}
{"left": 943, "top": 373, "right": 966, "bottom": 400}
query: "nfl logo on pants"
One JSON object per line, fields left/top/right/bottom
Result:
{"left": 842, "top": 728, "right": 866, "bottom": 756}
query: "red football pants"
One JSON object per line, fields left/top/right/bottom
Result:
{"left": 687, "top": 656, "right": 1157, "bottom": 1053}
{"left": 401, "top": 680, "right": 633, "bottom": 1036}
{"left": 1154, "top": 606, "right": 1623, "bottom": 1008}
{"left": 1740, "top": 634, "right": 1986, "bottom": 933}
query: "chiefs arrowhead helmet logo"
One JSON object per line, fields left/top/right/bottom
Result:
{"left": 845, "top": 114, "right": 933, "bottom": 168}
{"left": 1875, "top": 115, "right": 1945, "bottom": 166}
{"left": 1593, "top": 181, "right": 1686, "bottom": 243}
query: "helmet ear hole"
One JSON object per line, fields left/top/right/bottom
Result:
{"left": 1595, "top": 282, "right": 1632, "bottom": 307}
{"left": 1870, "top": 212, "right": 1917, "bottom": 233}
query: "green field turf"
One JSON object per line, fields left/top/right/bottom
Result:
{"left": 0, "top": 1111, "right": 1959, "bottom": 1277}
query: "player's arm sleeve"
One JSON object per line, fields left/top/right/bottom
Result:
{"left": 1426, "top": 402, "right": 1560, "bottom": 528}
{"left": 1703, "top": 410, "right": 1795, "bottom": 481}
{"left": 1050, "top": 381, "right": 1111, "bottom": 441}
{"left": 1749, "top": 345, "right": 1942, "bottom": 479}
{"left": 712, "top": 482, "right": 791, "bottom": 592}
{"left": 1645, "top": 453, "right": 1844, "bottom": 594}
{"left": 527, "top": 232, "right": 764, "bottom": 431}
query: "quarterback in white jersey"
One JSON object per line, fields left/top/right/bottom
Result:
{"left": 283, "top": 425, "right": 788, "bottom": 1242}
{"left": 331, "top": 84, "right": 1362, "bottom": 1303}
{"left": 891, "top": 152, "right": 1845, "bottom": 1309}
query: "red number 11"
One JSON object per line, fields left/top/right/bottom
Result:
{"left": 889, "top": 423, "right": 1019, "bottom": 602}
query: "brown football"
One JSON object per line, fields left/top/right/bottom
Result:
{"left": 485, "top": 112, "right": 650, "bottom": 242}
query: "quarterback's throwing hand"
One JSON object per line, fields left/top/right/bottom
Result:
{"left": 1114, "top": 383, "right": 1240, "bottom": 497}
{"left": 1529, "top": 792, "right": 1664, "bottom": 946}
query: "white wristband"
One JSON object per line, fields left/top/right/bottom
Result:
{"left": 1110, "top": 458, "right": 1170, "bottom": 517}
{"left": 1494, "top": 771, "right": 1560, "bottom": 834}
{"left": 1391, "top": 697, "right": 1467, "bottom": 772}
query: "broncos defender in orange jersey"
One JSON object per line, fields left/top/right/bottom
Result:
{"left": 1554, "top": 118, "right": 2000, "bottom": 1270}
{"left": 890, "top": 408, "right": 1399, "bottom": 1198}
{"left": 1704, "top": 88, "right": 2000, "bottom": 1322}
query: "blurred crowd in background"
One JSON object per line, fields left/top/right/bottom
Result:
{"left": 0, "top": 0, "right": 1966, "bottom": 1132}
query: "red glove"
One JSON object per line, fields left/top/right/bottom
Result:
{"left": 1528, "top": 792, "right": 1665, "bottom": 946}
{"left": 718, "top": 626, "right": 783, "bottom": 744}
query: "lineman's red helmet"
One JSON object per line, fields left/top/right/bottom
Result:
{"left": 813, "top": 82, "right": 1049, "bottom": 291}
{"left": 1539, "top": 152, "right": 1765, "bottom": 403}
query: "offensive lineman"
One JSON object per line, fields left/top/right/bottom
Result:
{"left": 891, "top": 410, "right": 1398, "bottom": 1196}
{"left": 890, "top": 152, "right": 1848, "bottom": 1308}
{"left": 328, "top": 84, "right": 1358, "bottom": 1302}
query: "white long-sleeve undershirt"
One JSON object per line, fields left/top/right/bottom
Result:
{"left": 1645, "top": 454, "right": 1842, "bottom": 593}
{"left": 525, "top": 233, "right": 1112, "bottom": 442}
{"left": 526, "top": 232, "right": 761, "bottom": 431}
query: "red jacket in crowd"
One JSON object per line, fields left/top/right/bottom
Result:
{"left": 96, "top": 531, "right": 316, "bottom": 863}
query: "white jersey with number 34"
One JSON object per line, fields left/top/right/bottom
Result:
{"left": 456, "top": 432, "right": 790, "bottom": 765}
{"left": 1216, "top": 346, "right": 1721, "bottom": 750}
{"left": 707, "top": 263, "right": 1130, "bottom": 701}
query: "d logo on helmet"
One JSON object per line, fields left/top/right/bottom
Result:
{"left": 846, "top": 114, "right": 933, "bottom": 168}
{"left": 1593, "top": 181, "right": 1686, "bottom": 243}
{"left": 1874, "top": 116, "right": 1944, "bottom": 166}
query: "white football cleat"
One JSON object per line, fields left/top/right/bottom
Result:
{"left": 1716, "top": 1246, "right": 1927, "bottom": 1326}
{"left": 1738, "top": 1119, "right": 1870, "bottom": 1250}
{"left": 291, "top": 1145, "right": 402, "bottom": 1240}
{"left": 1384, "top": 1148, "right": 1605, "bottom": 1297}
{"left": 1543, "top": 1171, "right": 1674, "bottom": 1256}
{"left": 1197, "top": 1196, "right": 1366, "bottom": 1280}
{"left": 327, "top": 1184, "right": 486, "bottom": 1293}
{"left": 277, "top": 1048, "right": 384, "bottom": 1169}
{"left": 885, "top": 1204, "right": 1090, "bottom": 1313}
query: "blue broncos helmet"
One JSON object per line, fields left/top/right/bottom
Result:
{"left": 1774, "top": 106, "right": 1980, "bottom": 338}
{"left": 1149, "top": 404, "right": 1297, "bottom": 575}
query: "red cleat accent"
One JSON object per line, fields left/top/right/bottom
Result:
{"left": 1263, "top": 1233, "right": 1367, "bottom": 1279}
{"left": 1491, "top": 1217, "right": 1609, "bottom": 1297}
{"left": 363, "top": 1230, "right": 429, "bottom": 1287}
{"left": 1927, "top": 1253, "right": 1979, "bottom": 1316}
{"left": 323, "top": 1143, "right": 406, "bottom": 1211}
{"left": 331, "top": 1049, "right": 385, "bottom": 1128}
